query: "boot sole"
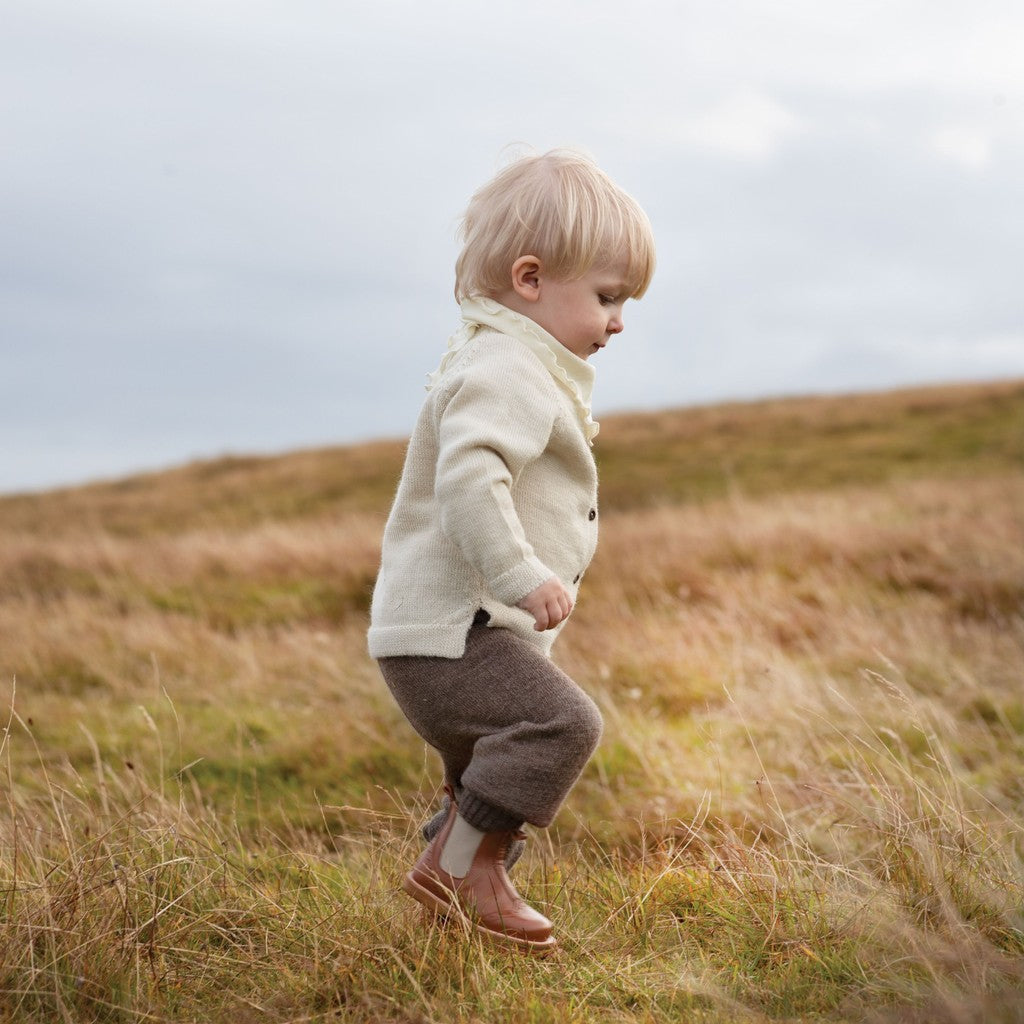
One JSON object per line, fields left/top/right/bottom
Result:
{"left": 402, "top": 872, "right": 558, "bottom": 954}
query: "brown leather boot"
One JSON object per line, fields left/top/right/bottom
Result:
{"left": 402, "top": 797, "right": 556, "bottom": 953}
{"left": 421, "top": 792, "right": 525, "bottom": 871}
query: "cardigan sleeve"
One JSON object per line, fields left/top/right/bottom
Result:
{"left": 433, "top": 346, "right": 558, "bottom": 606}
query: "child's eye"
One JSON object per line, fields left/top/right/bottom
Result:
{"left": 598, "top": 294, "right": 614, "bottom": 305}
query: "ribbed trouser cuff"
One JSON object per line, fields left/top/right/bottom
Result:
{"left": 457, "top": 789, "right": 523, "bottom": 832}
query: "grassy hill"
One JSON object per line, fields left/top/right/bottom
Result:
{"left": 1, "top": 379, "right": 1022, "bottom": 1023}
{"left": 2, "top": 377, "right": 1021, "bottom": 536}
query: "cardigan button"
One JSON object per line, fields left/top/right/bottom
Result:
{"left": 588, "top": 508, "right": 596, "bottom": 521}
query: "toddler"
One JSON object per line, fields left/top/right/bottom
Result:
{"left": 368, "top": 149, "right": 655, "bottom": 952}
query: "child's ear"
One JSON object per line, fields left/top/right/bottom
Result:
{"left": 510, "top": 255, "right": 542, "bottom": 303}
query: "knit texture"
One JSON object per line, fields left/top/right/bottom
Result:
{"left": 421, "top": 792, "right": 526, "bottom": 870}
{"left": 457, "top": 791, "right": 523, "bottom": 832}
{"left": 427, "top": 297, "right": 599, "bottom": 442}
{"left": 378, "top": 621, "right": 603, "bottom": 829}
{"left": 368, "top": 315, "right": 600, "bottom": 659}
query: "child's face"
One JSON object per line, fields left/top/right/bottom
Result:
{"left": 526, "top": 259, "right": 630, "bottom": 361}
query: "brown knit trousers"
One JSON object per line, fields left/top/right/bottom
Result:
{"left": 377, "top": 619, "right": 603, "bottom": 831}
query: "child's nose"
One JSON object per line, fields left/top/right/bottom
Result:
{"left": 609, "top": 315, "right": 624, "bottom": 334}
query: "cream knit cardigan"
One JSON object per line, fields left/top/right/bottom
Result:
{"left": 367, "top": 298, "right": 600, "bottom": 659}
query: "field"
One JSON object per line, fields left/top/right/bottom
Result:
{"left": 1, "top": 378, "right": 1023, "bottom": 1023}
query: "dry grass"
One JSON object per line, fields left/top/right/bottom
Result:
{"left": 1, "top": 379, "right": 1022, "bottom": 1022}
{"left": 2, "top": 378, "right": 1020, "bottom": 536}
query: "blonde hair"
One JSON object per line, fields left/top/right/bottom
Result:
{"left": 454, "top": 149, "right": 656, "bottom": 303}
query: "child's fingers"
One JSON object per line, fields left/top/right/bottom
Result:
{"left": 519, "top": 577, "right": 574, "bottom": 630}
{"left": 536, "top": 592, "right": 572, "bottom": 631}
{"left": 533, "top": 599, "right": 557, "bottom": 631}
{"left": 536, "top": 597, "right": 556, "bottom": 630}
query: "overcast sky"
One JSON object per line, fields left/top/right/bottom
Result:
{"left": 2, "top": 0, "right": 1022, "bottom": 494}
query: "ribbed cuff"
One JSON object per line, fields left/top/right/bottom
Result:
{"left": 458, "top": 789, "right": 523, "bottom": 832}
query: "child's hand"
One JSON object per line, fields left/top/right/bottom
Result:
{"left": 517, "top": 577, "right": 574, "bottom": 631}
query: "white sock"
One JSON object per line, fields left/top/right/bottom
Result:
{"left": 439, "top": 813, "right": 486, "bottom": 877}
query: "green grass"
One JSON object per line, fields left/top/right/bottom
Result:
{"left": 1, "top": 379, "right": 1021, "bottom": 535}
{"left": 594, "top": 379, "right": 1024, "bottom": 510}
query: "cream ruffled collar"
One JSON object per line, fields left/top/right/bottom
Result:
{"left": 425, "top": 297, "right": 599, "bottom": 443}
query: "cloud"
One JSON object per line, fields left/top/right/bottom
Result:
{"left": 929, "top": 126, "right": 993, "bottom": 170}
{"left": 672, "top": 93, "right": 803, "bottom": 162}
{"left": 1, "top": 0, "right": 1023, "bottom": 492}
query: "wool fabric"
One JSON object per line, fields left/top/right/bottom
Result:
{"left": 367, "top": 303, "right": 600, "bottom": 659}
{"left": 427, "top": 297, "right": 600, "bottom": 442}
{"left": 377, "top": 621, "right": 603, "bottom": 827}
